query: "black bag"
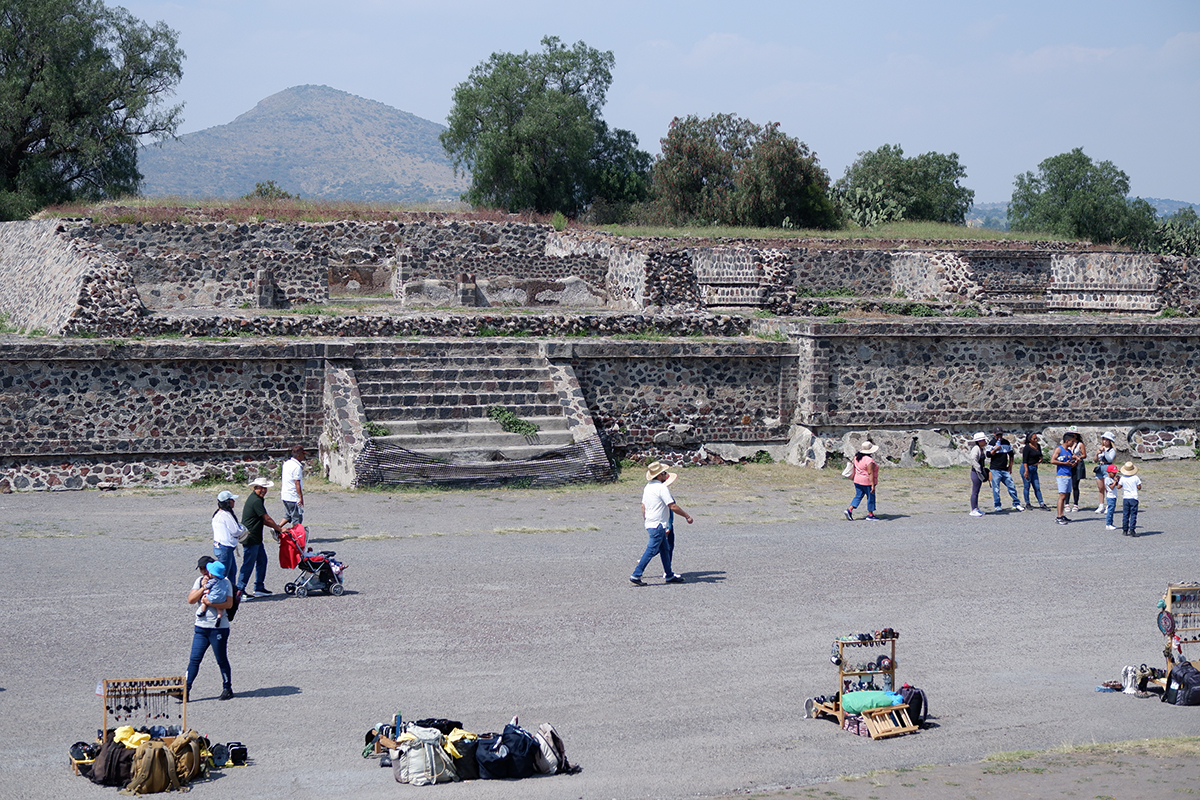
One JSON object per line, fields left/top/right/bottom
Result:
{"left": 899, "top": 684, "right": 929, "bottom": 727}
{"left": 1163, "top": 660, "right": 1200, "bottom": 706}
{"left": 88, "top": 737, "right": 135, "bottom": 786}
{"left": 476, "top": 724, "right": 539, "bottom": 780}
{"left": 451, "top": 737, "right": 479, "bottom": 781}
{"left": 412, "top": 718, "right": 462, "bottom": 736}
{"left": 227, "top": 587, "right": 241, "bottom": 622}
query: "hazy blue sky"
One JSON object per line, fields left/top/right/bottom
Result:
{"left": 119, "top": 0, "right": 1198, "bottom": 203}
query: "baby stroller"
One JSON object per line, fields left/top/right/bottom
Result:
{"left": 279, "top": 524, "right": 347, "bottom": 597}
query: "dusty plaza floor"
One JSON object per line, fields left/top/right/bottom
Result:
{"left": 3, "top": 460, "right": 1199, "bottom": 800}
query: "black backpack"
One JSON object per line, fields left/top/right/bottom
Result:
{"left": 899, "top": 684, "right": 929, "bottom": 727}
{"left": 1163, "top": 660, "right": 1200, "bottom": 706}
{"left": 476, "top": 724, "right": 539, "bottom": 780}
{"left": 87, "top": 736, "right": 135, "bottom": 786}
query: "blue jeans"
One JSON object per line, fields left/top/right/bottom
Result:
{"left": 1106, "top": 497, "right": 1117, "bottom": 527}
{"left": 1022, "top": 466, "right": 1044, "bottom": 506}
{"left": 186, "top": 626, "right": 231, "bottom": 693}
{"left": 237, "top": 543, "right": 269, "bottom": 591}
{"left": 990, "top": 469, "right": 1020, "bottom": 509}
{"left": 283, "top": 501, "right": 303, "bottom": 524}
{"left": 633, "top": 525, "right": 673, "bottom": 579}
{"left": 213, "top": 544, "right": 237, "bottom": 584}
{"left": 850, "top": 483, "right": 876, "bottom": 515}
{"left": 1123, "top": 498, "right": 1139, "bottom": 532}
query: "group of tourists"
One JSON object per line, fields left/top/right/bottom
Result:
{"left": 962, "top": 427, "right": 1144, "bottom": 530}
{"left": 186, "top": 446, "right": 308, "bottom": 702}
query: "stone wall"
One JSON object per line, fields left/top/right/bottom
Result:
{"left": 560, "top": 340, "right": 798, "bottom": 450}
{"left": 0, "top": 341, "right": 329, "bottom": 491}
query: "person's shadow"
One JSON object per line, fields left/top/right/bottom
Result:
{"left": 681, "top": 571, "right": 726, "bottom": 584}
{"left": 235, "top": 686, "right": 301, "bottom": 698}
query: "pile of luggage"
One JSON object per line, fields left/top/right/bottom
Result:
{"left": 72, "top": 726, "right": 247, "bottom": 793}
{"left": 366, "top": 717, "right": 577, "bottom": 786}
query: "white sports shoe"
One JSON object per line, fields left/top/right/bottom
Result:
{"left": 969, "top": 509, "right": 984, "bottom": 517}
{"left": 1105, "top": 525, "right": 1117, "bottom": 530}
{"left": 1095, "top": 505, "right": 1106, "bottom": 513}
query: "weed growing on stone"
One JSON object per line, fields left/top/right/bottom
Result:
{"left": 754, "top": 330, "right": 786, "bottom": 341}
{"left": 287, "top": 304, "right": 340, "bottom": 316}
{"left": 1159, "top": 306, "right": 1185, "bottom": 318}
{"left": 486, "top": 405, "right": 540, "bottom": 437}
{"left": 363, "top": 421, "right": 390, "bottom": 437}
{"left": 612, "top": 331, "right": 669, "bottom": 340}
{"left": 952, "top": 307, "right": 981, "bottom": 317}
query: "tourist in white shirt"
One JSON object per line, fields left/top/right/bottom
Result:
{"left": 281, "top": 445, "right": 306, "bottom": 524}
{"left": 630, "top": 462, "right": 693, "bottom": 586}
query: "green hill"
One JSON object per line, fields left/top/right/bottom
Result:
{"left": 137, "top": 85, "right": 468, "bottom": 202}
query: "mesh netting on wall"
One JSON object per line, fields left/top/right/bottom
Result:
{"left": 353, "top": 434, "right": 616, "bottom": 488}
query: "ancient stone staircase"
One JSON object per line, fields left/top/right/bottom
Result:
{"left": 352, "top": 342, "right": 574, "bottom": 462}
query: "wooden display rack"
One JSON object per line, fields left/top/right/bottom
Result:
{"left": 811, "top": 636, "right": 919, "bottom": 740}
{"left": 72, "top": 677, "right": 188, "bottom": 775}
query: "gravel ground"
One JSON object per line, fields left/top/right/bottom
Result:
{"left": 2, "top": 460, "right": 1198, "bottom": 800}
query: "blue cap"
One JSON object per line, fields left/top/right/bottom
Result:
{"left": 217, "top": 490, "right": 238, "bottom": 502}
{"left": 206, "top": 561, "right": 226, "bottom": 579}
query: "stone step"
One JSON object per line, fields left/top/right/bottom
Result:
{"left": 359, "top": 403, "right": 563, "bottom": 421}
{"left": 373, "top": 428, "right": 576, "bottom": 452}
{"left": 371, "top": 416, "right": 570, "bottom": 436}
{"left": 356, "top": 378, "right": 554, "bottom": 396}
{"left": 355, "top": 357, "right": 549, "bottom": 371}
{"left": 355, "top": 366, "right": 551, "bottom": 382}
{"left": 370, "top": 441, "right": 581, "bottom": 463}
{"left": 360, "top": 391, "right": 563, "bottom": 411}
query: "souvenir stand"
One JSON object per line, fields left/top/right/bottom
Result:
{"left": 1160, "top": 583, "right": 1200, "bottom": 669}
{"left": 811, "top": 632, "right": 919, "bottom": 740}
{"left": 71, "top": 676, "right": 188, "bottom": 774}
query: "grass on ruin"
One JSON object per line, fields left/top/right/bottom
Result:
{"left": 37, "top": 196, "right": 555, "bottom": 226}
{"left": 601, "top": 219, "right": 1090, "bottom": 246}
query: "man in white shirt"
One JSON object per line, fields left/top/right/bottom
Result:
{"left": 630, "top": 462, "right": 693, "bottom": 586}
{"left": 281, "top": 445, "right": 306, "bottom": 525}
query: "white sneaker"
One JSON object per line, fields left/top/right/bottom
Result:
{"left": 1014, "top": 505, "right": 1025, "bottom": 512}
{"left": 1095, "top": 505, "right": 1106, "bottom": 513}
{"left": 1071, "top": 504, "right": 1078, "bottom": 513}
{"left": 1106, "top": 525, "right": 1117, "bottom": 530}
{"left": 969, "top": 509, "right": 984, "bottom": 517}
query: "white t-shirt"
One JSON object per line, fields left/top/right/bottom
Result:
{"left": 192, "top": 575, "right": 232, "bottom": 629}
{"left": 642, "top": 481, "right": 675, "bottom": 528}
{"left": 281, "top": 457, "right": 303, "bottom": 503}
{"left": 211, "top": 509, "right": 245, "bottom": 548}
{"left": 1118, "top": 474, "right": 1141, "bottom": 500}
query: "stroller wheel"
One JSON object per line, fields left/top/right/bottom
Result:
{"left": 294, "top": 586, "right": 308, "bottom": 598}
{"left": 283, "top": 583, "right": 296, "bottom": 595}
{"left": 330, "top": 582, "right": 345, "bottom": 597}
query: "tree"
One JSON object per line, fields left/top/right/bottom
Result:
{"left": 440, "top": 36, "right": 649, "bottom": 216}
{"left": 244, "top": 180, "right": 295, "bottom": 201}
{"left": 0, "top": 0, "right": 184, "bottom": 220}
{"left": 652, "top": 114, "right": 837, "bottom": 229}
{"left": 834, "top": 144, "right": 975, "bottom": 225}
{"left": 1153, "top": 207, "right": 1200, "bottom": 257}
{"left": 1009, "top": 147, "right": 1157, "bottom": 245}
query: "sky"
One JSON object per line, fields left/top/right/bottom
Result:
{"left": 118, "top": 0, "right": 1199, "bottom": 204}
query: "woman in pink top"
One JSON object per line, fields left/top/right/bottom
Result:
{"left": 845, "top": 441, "right": 880, "bottom": 521}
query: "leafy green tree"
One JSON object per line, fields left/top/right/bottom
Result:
{"left": 652, "top": 114, "right": 836, "bottom": 229}
{"left": 835, "top": 144, "right": 975, "bottom": 224}
{"left": 0, "top": 0, "right": 184, "bottom": 220}
{"left": 440, "top": 36, "right": 649, "bottom": 216}
{"left": 1009, "top": 147, "right": 1157, "bottom": 245}
{"left": 243, "top": 180, "right": 295, "bottom": 201}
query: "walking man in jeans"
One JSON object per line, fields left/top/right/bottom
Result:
{"left": 630, "top": 462, "right": 693, "bottom": 586}
{"left": 987, "top": 427, "right": 1024, "bottom": 512}
{"left": 281, "top": 445, "right": 306, "bottom": 526}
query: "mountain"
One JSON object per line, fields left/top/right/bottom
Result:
{"left": 138, "top": 85, "right": 468, "bottom": 203}
{"left": 1142, "top": 198, "right": 1200, "bottom": 218}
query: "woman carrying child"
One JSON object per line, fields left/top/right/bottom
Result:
{"left": 187, "top": 555, "right": 235, "bottom": 701}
